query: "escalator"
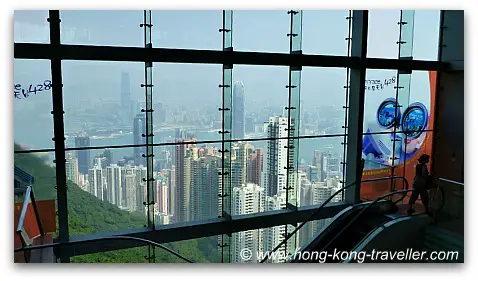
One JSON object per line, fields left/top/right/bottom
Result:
{"left": 291, "top": 201, "right": 395, "bottom": 263}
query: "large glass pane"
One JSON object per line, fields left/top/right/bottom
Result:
{"left": 233, "top": 65, "right": 289, "bottom": 141}
{"left": 300, "top": 67, "right": 347, "bottom": 138}
{"left": 14, "top": 10, "right": 50, "bottom": 44}
{"left": 233, "top": 10, "right": 289, "bottom": 53}
{"left": 298, "top": 137, "right": 346, "bottom": 207}
{"left": 59, "top": 10, "right": 143, "bottom": 46}
{"left": 413, "top": 10, "right": 440, "bottom": 61}
{"left": 14, "top": 59, "right": 54, "bottom": 150}
{"left": 153, "top": 63, "right": 223, "bottom": 143}
{"left": 152, "top": 10, "right": 222, "bottom": 50}
{"left": 62, "top": 61, "right": 144, "bottom": 150}
{"left": 302, "top": 10, "right": 350, "bottom": 56}
{"left": 367, "top": 10, "right": 401, "bottom": 59}
{"left": 67, "top": 147, "right": 148, "bottom": 236}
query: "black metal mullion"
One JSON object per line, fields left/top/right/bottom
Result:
{"left": 48, "top": 10, "right": 70, "bottom": 263}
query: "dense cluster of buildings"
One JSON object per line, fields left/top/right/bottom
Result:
{"left": 64, "top": 76, "right": 344, "bottom": 263}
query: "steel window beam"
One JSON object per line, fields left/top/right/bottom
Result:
{"left": 14, "top": 43, "right": 447, "bottom": 71}
{"left": 58, "top": 202, "right": 350, "bottom": 257}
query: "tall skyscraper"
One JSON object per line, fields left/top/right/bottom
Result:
{"left": 247, "top": 148, "right": 263, "bottom": 186}
{"left": 190, "top": 154, "right": 221, "bottom": 221}
{"left": 135, "top": 165, "right": 147, "bottom": 215}
{"left": 75, "top": 132, "right": 90, "bottom": 175}
{"left": 106, "top": 164, "right": 122, "bottom": 206}
{"left": 133, "top": 113, "right": 147, "bottom": 166}
{"left": 261, "top": 116, "right": 289, "bottom": 197}
{"left": 121, "top": 72, "right": 132, "bottom": 122}
{"left": 174, "top": 139, "right": 196, "bottom": 223}
{"left": 122, "top": 166, "right": 137, "bottom": 212}
{"left": 88, "top": 165, "right": 103, "bottom": 200}
{"left": 232, "top": 81, "right": 245, "bottom": 140}
{"left": 65, "top": 152, "right": 79, "bottom": 185}
{"left": 167, "top": 166, "right": 176, "bottom": 217}
{"left": 232, "top": 183, "right": 264, "bottom": 263}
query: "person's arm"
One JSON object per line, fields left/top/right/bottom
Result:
{"left": 422, "top": 164, "right": 429, "bottom": 178}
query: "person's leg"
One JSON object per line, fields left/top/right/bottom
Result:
{"left": 420, "top": 187, "right": 430, "bottom": 213}
{"left": 408, "top": 188, "right": 419, "bottom": 213}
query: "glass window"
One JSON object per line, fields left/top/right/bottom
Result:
{"left": 67, "top": 147, "right": 149, "bottom": 236}
{"left": 59, "top": 10, "right": 143, "bottom": 46}
{"left": 233, "top": 10, "right": 289, "bottom": 53}
{"left": 151, "top": 10, "right": 222, "bottom": 50}
{"left": 62, "top": 61, "right": 144, "bottom": 149}
{"left": 14, "top": 59, "right": 54, "bottom": 150}
{"left": 302, "top": 10, "right": 350, "bottom": 56}
{"left": 14, "top": 10, "right": 50, "bottom": 44}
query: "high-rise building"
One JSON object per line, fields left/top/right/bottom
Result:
{"left": 75, "top": 132, "right": 90, "bottom": 175}
{"left": 232, "top": 183, "right": 264, "bottom": 263}
{"left": 262, "top": 192, "right": 297, "bottom": 263}
{"left": 105, "top": 164, "right": 122, "bottom": 206}
{"left": 262, "top": 116, "right": 288, "bottom": 197}
{"left": 167, "top": 167, "right": 176, "bottom": 217}
{"left": 122, "top": 166, "right": 137, "bottom": 212}
{"left": 307, "top": 165, "right": 319, "bottom": 183}
{"left": 121, "top": 72, "right": 132, "bottom": 123}
{"left": 156, "top": 179, "right": 168, "bottom": 215}
{"left": 102, "top": 149, "right": 113, "bottom": 167}
{"left": 134, "top": 165, "right": 147, "bottom": 215}
{"left": 247, "top": 148, "right": 263, "bottom": 186}
{"left": 65, "top": 152, "right": 79, "bottom": 185}
{"left": 133, "top": 113, "right": 147, "bottom": 166}
{"left": 174, "top": 139, "right": 196, "bottom": 223}
{"left": 232, "top": 81, "right": 245, "bottom": 140}
{"left": 190, "top": 155, "right": 220, "bottom": 221}
{"left": 88, "top": 165, "right": 103, "bottom": 200}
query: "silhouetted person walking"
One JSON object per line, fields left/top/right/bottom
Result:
{"left": 407, "top": 154, "right": 431, "bottom": 214}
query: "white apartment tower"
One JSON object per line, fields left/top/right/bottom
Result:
{"left": 232, "top": 183, "right": 265, "bottom": 263}
{"left": 262, "top": 116, "right": 289, "bottom": 197}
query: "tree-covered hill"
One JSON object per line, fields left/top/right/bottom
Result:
{"left": 14, "top": 144, "right": 220, "bottom": 263}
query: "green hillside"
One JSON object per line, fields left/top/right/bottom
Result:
{"left": 14, "top": 144, "right": 221, "bottom": 263}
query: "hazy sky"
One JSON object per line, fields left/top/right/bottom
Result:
{"left": 13, "top": 10, "right": 440, "bottom": 149}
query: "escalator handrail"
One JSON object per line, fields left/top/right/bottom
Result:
{"left": 13, "top": 235, "right": 195, "bottom": 263}
{"left": 320, "top": 188, "right": 414, "bottom": 256}
{"left": 260, "top": 175, "right": 409, "bottom": 263}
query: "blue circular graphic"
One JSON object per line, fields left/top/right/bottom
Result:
{"left": 401, "top": 102, "right": 428, "bottom": 139}
{"left": 376, "top": 98, "right": 401, "bottom": 129}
